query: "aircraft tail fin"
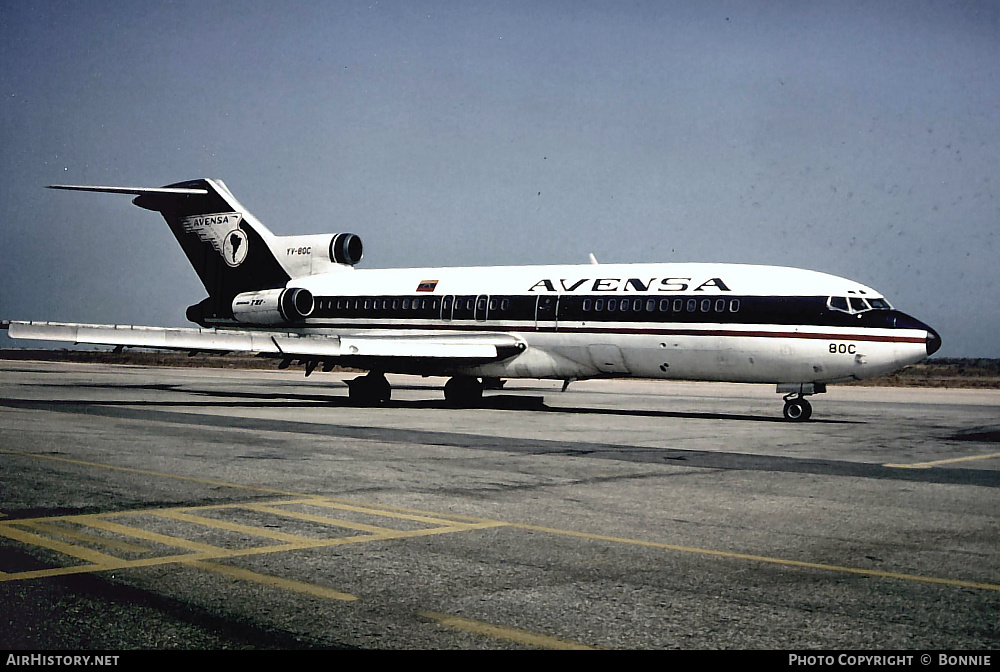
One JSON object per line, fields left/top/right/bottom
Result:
{"left": 48, "top": 179, "right": 291, "bottom": 323}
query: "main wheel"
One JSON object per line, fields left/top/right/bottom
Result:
{"left": 443, "top": 377, "right": 484, "bottom": 407}
{"left": 782, "top": 397, "right": 812, "bottom": 421}
{"left": 348, "top": 373, "right": 391, "bottom": 405}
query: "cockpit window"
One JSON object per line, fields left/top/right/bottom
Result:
{"left": 868, "top": 297, "right": 892, "bottom": 310}
{"left": 828, "top": 295, "right": 893, "bottom": 315}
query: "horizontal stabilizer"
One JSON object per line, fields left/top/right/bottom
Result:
{"left": 47, "top": 185, "right": 209, "bottom": 195}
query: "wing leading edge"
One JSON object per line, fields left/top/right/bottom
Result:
{"left": 3, "top": 321, "right": 525, "bottom": 364}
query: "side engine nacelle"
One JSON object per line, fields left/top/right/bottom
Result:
{"left": 232, "top": 287, "right": 314, "bottom": 324}
{"left": 276, "top": 232, "right": 363, "bottom": 277}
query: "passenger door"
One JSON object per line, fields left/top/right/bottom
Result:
{"left": 535, "top": 295, "right": 559, "bottom": 331}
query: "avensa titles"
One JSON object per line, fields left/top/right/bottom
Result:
{"left": 527, "top": 277, "right": 731, "bottom": 293}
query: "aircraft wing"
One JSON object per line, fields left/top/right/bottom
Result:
{"left": 2, "top": 321, "right": 525, "bottom": 365}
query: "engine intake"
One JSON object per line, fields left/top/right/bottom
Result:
{"left": 330, "top": 233, "right": 363, "bottom": 266}
{"left": 232, "top": 287, "right": 314, "bottom": 324}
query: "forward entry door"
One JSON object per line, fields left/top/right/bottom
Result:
{"left": 535, "top": 295, "right": 559, "bottom": 331}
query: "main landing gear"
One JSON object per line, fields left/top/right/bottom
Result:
{"left": 347, "top": 374, "right": 497, "bottom": 407}
{"left": 777, "top": 383, "right": 826, "bottom": 422}
{"left": 443, "top": 376, "right": 485, "bottom": 407}
{"left": 347, "top": 372, "right": 391, "bottom": 405}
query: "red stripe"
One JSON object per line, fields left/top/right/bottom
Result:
{"left": 289, "top": 321, "right": 927, "bottom": 344}
{"left": 554, "top": 326, "right": 925, "bottom": 343}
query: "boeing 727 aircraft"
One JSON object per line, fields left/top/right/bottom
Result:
{"left": 3, "top": 178, "right": 941, "bottom": 420}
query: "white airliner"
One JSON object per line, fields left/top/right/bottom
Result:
{"left": 3, "top": 178, "right": 941, "bottom": 421}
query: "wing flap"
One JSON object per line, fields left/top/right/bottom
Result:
{"left": 335, "top": 336, "right": 500, "bottom": 359}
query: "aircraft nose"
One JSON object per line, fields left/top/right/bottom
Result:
{"left": 926, "top": 326, "right": 942, "bottom": 356}
{"left": 889, "top": 312, "right": 941, "bottom": 357}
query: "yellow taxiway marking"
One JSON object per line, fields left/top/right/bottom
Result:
{"left": 151, "top": 509, "right": 323, "bottom": 544}
{"left": 507, "top": 523, "right": 1000, "bottom": 592}
{"left": 420, "top": 612, "right": 596, "bottom": 650}
{"left": 306, "top": 496, "right": 496, "bottom": 525}
{"left": 79, "top": 517, "right": 228, "bottom": 555}
{"left": 189, "top": 560, "right": 357, "bottom": 601}
{"left": 25, "top": 521, "right": 150, "bottom": 554}
{"left": 244, "top": 503, "right": 404, "bottom": 535}
{"left": 299, "top": 499, "right": 473, "bottom": 527}
{"left": 885, "top": 451, "right": 1000, "bottom": 469}
{"left": 0, "top": 497, "right": 508, "bottom": 585}
{"left": 2, "top": 448, "right": 997, "bottom": 593}
{"left": 0, "top": 523, "right": 123, "bottom": 566}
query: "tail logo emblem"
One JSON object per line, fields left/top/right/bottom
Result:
{"left": 180, "top": 212, "right": 249, "bottom": 267}
{"left": 224, "top": 229, "right": 249, "bottom": 267}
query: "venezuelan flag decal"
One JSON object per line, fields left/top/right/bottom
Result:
{"left": 416, "top": 280, "right": 439, "bottom": 292}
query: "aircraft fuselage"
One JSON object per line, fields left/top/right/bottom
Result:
{"left": 12, "top": 179, "right": 940, "bottom": 420}
{"left": 214, "top": 261, "right": 939, "bottom": 385}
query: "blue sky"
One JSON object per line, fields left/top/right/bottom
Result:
{"left": 1, "top": 1, "right": 998, "bottom": 356}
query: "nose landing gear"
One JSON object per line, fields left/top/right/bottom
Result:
{"left": 777, "top": 383, "right": 826, "bottom": 422}
{"left": 782, "top": 394, "right": 812, "bottom": 421}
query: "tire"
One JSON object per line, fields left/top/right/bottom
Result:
{"left": 444, "top": 377, "right": 484, "bottom": 407}
{"left": 348, "top": 374, "right": 391, "bottom": 405}
{"left": 782, "top": 398, "right": 812, "bottom": 422}
{"left": 373, "top": 376, "right": 391, "bottom": 403}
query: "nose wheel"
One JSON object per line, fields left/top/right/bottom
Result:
{"left": 777, "top": 383, "right": 824, "bottom": 422}
{"left": 782, "top": 394, "right": 812, "bottom": 422}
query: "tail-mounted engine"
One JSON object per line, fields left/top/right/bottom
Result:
{"left": 329, "top": 233, "right": 363, "bottom": 266}
{"left": 274, "top": 232, "right": 363, "bottom": 277}
{"left": 232, "top": 287, "right": 314, "bottom": 324}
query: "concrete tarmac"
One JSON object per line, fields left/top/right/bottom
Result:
{"left": 0, "top": 361, "right": 997, "bottom": 649}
